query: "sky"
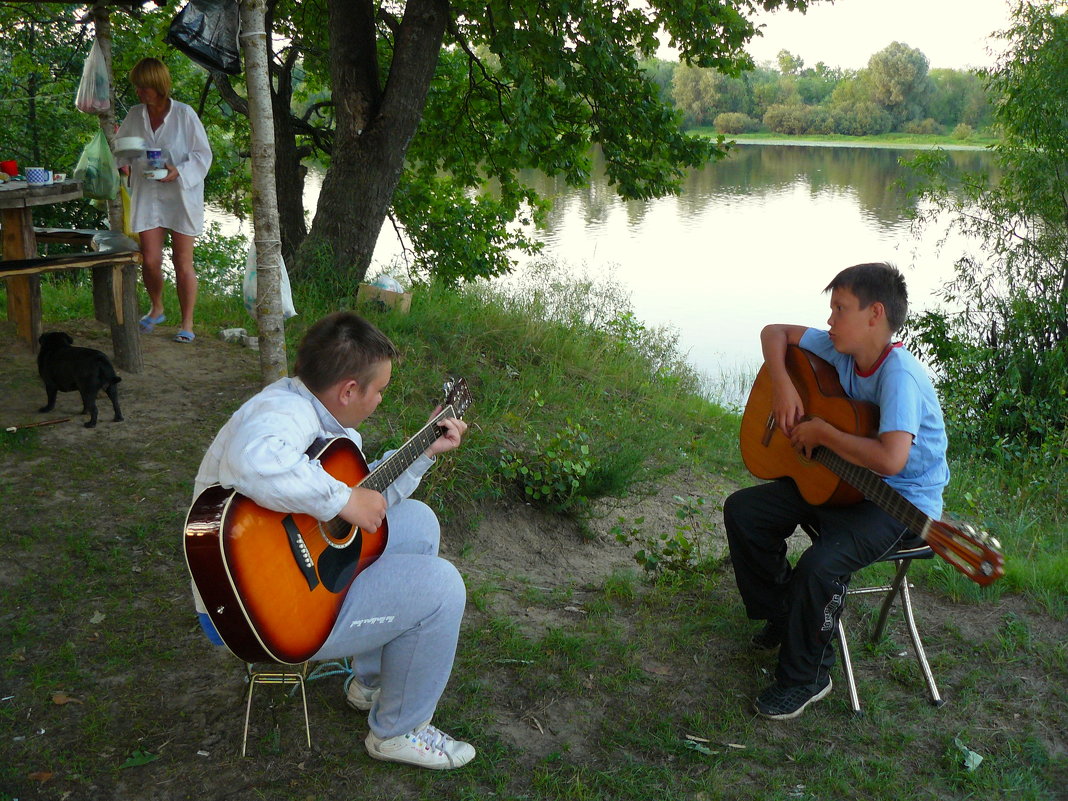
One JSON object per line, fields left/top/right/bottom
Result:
{"left": 743, "top": 0, "right": 1017, "bottom": 71}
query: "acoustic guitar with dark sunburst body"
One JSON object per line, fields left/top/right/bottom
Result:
{"left": 184, "top": 378, "right": 473, "bottom": 664}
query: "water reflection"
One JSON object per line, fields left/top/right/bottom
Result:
{"left": 211, "top": 143, "right": 995, "bottom": 406}
{"left": 494, "top": 144, "right": 996, "bottom": 405}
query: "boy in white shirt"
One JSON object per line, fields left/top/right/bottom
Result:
{"left": 191, "top": 311, "right": 475, "bottom": 768}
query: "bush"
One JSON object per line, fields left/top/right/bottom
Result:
{"left": 805, "top": 105, "right": 836, "bottom": 135}
{"left": 499, "top": 412, "right": 595, "bottom": 514}
{"left": 830, "top": 102, "right": 893, "bottom": 136}
{"left": 713, "top": 112, "right": 757, "bottom": 134}
{"left": 952, "top": 122, "right": 975, "bottom": 140}
{"left": 762, "top": 103, "right": 810, "bottom": 135}
{"left": 904, "top": 118, "right": 945, "bottom": 135}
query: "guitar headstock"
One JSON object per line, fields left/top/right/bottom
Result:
{"left": 442, "top": 377, "right": 473, "bottom": 419}
{"left": 925, "top": 519, "right": 1004, "bottom": 587}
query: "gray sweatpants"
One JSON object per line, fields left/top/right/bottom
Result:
{"left": 312, "top": 499, "right": 466, "bottom": 738}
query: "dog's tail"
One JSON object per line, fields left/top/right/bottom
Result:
{"left": 98, "top": 359, "right": 122, "bottom": 388}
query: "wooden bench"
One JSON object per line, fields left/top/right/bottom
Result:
{"left": 1, "top": 230, "right": 144, "bottom": 372}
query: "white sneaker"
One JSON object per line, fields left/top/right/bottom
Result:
{"left": 365, "top": 721, "right": 476, "bottom": 769}
{"left": 344, "top": 676, "right": 381, "bottom": 712}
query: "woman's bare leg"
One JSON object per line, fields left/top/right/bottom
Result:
{"left": 138, "top": 227, "right": 167, "bottom": 319}
{"left": 170, "top": 231, "right": 198, "bottom": 333}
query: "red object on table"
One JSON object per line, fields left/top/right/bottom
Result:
{"left": 0, "top": 160, "right": 17, "bottom": 177}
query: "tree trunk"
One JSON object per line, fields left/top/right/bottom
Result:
{"left": 240, "top": 0, "right": 287, "bottom": 385}
{"left": 92, "top": 2, "right": 143, "bottom": 373}
{"left": 271, "top": 70, "right": 307, "bottom": 267}
{"left": 300, "top": 0, "right": 448, "bottom": 289}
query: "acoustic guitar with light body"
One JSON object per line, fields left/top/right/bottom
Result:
{"left": 739, "top": 346, "right": 1003, "bottom": 587}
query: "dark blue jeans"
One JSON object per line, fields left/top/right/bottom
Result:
{"left": 724, "top": 479, "right": 908, "bottom": 687}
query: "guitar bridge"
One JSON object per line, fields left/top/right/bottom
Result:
{"left": 282, "top": 515, "right": 320, "bottom": 591}
{"left": 761, "top": 413, "right": 776, "bottom": 447}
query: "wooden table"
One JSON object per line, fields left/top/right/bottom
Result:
{"left": 0, "top": 179, "right": 143, "bottom": 372}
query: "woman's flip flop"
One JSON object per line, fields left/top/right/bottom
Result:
{"left": 173, "top": 330, "right": 196, "bottom": 343}
{"left": 139, "top": 313, "right": 165, "bottom": 333}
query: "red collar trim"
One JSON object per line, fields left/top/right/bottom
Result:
{"left": 855, "top": 341, "right": 903, "bottom": 378}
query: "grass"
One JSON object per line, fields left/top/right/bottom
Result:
{"left": 1, "top": 257, "right": 1065, "bottom": 800}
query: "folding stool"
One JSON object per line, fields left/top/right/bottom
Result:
{"left": 802, "top": 523, "right": 944, "bottom": 714}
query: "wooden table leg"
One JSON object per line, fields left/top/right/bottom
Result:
{"left": 1, "top": 207, "right": 42, "bottom": 349}
{"left": 110, "top": 261, "right": 144, "bottom": 373}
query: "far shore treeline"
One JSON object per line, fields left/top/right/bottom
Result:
{"left": 642, "top": 43, "right": 991, "bottom": 140}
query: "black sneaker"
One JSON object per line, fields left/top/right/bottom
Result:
{"left": 754, "top": 676, "right": 833, "bottom": 720}
{"left": 750, "top": 620, "right": 785, "bottom": 650}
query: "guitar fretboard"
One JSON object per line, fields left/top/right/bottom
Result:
{"left": 814, "top": 447, "right": 931, "bottom": 540}
{"left": 318, "top": 406, "right": 458, "bottom": 539}
{"left": 362, "top": 406, "right": 455, "bottom": 493}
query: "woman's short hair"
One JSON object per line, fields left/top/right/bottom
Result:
{"left": 295, "top": 312, "right": 399, "bottom": 393}
{"left": 129, "top": 58, "right": 172, "bottom": 99}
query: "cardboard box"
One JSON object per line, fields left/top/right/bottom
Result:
{"left": 356, "top": 282, "right": 412, "bottom": 314}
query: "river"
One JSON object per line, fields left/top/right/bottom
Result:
{"left": 211, "top": 143, "right": 995, "bottom": 406}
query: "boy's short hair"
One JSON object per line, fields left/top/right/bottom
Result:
{"left": 825, "top": 262, "right": 909, "bottom": 332}
{"left": 129, "top": 57, "right": 172, "bottom": 99}
{"left": 295, "top": 312, "right": 398, "bottom": 393}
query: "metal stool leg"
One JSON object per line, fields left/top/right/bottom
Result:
{"left": 897, "top": 578, "right": 944, "bottom": 707}
{"left": 836, "top": 618, "right": 862, "bottom": 714}
{"left": 872, "top": 559, "right": 911, "bottom": 641}
{"left": 241, "top": 664, "right": 312, "bottom": 757}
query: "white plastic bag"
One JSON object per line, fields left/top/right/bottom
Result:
{"left": 242, "top": 244, "right": 297, "bottom": 319}
{"left": 75, "top": 40, "right": 111, "bottom": 113}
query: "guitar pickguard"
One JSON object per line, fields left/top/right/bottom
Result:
{"left": 316, "top": 531, "right": 364, "bottom": 593}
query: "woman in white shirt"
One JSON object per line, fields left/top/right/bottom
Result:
{"left": 116, "top": 57, "right": 212, "bottom": 343}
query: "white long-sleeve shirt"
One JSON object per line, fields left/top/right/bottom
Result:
{"left": 190, "top": 376, "right": 434, "bottom": 613}
{"left": 116, "top": 99, "right": 212, "bottom": 236}
{"left": 193, "top": 376, "right": 434, "bottom": 517}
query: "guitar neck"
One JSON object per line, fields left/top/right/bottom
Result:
{"left": 360, "top": 405, "right": 456, "bottom": 493}
{"left": 814, "top": 448, "right": 932, "bottom": 540}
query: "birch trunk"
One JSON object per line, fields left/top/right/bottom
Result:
{"left": 91, "top": 2, "right": 143, "bottom": 372}
{"left": 240, "top": 0, "right": 287, "bottom": 385}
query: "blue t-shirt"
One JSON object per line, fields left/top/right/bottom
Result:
{"left": 799, "top": 328, "right": 949, "bottom": 519}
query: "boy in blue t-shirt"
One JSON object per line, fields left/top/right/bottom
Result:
{"left": 724, "top": 262, "right": 949, "bottom": 720}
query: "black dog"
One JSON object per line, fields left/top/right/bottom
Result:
{"left": 37, "top": 332, "right": 124, "bottom": 428}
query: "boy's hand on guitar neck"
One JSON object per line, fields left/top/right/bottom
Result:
{"left": 424, "top": 407, "right": 468, "bottom": 458}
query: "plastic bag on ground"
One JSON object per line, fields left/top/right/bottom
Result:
{"left": 243, "top": 243, "right": 297, "bottom": 319}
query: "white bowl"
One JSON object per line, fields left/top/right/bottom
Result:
{"left": 114, "top": 136, "right": 147, "bottom": 158}
{"left": 143, "top": 168, "right": 168, "bottom": 180}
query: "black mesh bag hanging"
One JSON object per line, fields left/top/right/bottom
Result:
{"left": 165, "top": 0, "right": 241, "bottom": 75}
